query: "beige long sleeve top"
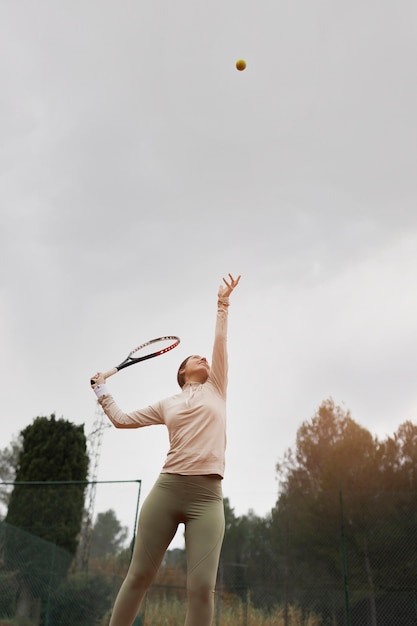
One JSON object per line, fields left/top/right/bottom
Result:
{"left": 98, "top": 297, "right": 230, "bottom": 477}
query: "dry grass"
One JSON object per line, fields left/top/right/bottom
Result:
{"left": 136, "top": 593, "right": 321, "bottom": 626}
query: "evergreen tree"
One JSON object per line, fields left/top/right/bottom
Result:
{"left": 4, "top": 414, "right": 89, "bottom": 618}
{"left": 90, "top": 509, "right": 128, "bottom": 560}
{"left": 0, "top": 435, "right": 22, "bottom": 516}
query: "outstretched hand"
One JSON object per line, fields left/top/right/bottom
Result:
{"left": 218, "top": 273, "right": 241, "bottom": 298}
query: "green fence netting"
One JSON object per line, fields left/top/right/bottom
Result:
{"left": 1, "top": 489, "right": 417, "bottom": 625}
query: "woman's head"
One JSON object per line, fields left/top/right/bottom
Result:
{"left": 177, "top": 356, "right": 191, "bottom": 388}
{"left": 177, "top": 355, "right": 210, "bottom": 388}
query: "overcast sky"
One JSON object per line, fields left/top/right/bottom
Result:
{"left": 1, "top": 0, "right": 416, "bottom": 549}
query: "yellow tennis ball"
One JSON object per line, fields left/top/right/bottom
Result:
{"left": 236, "top": 59, "right": 246, "bottom": 71}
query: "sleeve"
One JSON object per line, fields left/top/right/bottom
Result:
{"left": 98, "top": 394, "right": 165, "bottom": 429}
{"left": 208, "top": 296, "right": 229, "bottom": 398}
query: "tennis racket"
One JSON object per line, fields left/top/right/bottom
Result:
{"left": 91, "top": 336, "right": 180, "bottom": 384}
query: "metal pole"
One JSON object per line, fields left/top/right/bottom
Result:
{"left": 339, "top": 484, "right": 351, "bottom": 626}
{"left": 215, "top": 558, "right": 223, "bottom": 626}
{"left": 44, "top": 542, "right": 56, "bottom": 626}
{"left": 130, "top": 479, "right": 142, "bottom": 561}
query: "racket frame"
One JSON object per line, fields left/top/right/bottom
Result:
{"left": 92, "top": 335, "right": 180, "bottom": 384}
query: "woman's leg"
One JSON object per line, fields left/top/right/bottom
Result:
{"left": 183, "top": 477, "right": 225, "bottom": 626}
{"left": 109, "top": 475, "right": 181, "bottom": 626}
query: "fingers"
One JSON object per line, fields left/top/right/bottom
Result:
{"left": 90, "top": 372, "right": 104, "bottom": 386}
{"left": 220, "top": 273, "right": 241, "bottom": 297}
{"left": 222, "top": 273, "right": 241, "bottom": 290}
{"left": 223, "top": 273, "right": 241, "bottom": 286}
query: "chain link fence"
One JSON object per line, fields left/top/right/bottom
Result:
{"left": 1, "top": 490, "right": 416, "bottom": 625}
{"left": 0, "top": 520, "right": 118, "bottom": 625}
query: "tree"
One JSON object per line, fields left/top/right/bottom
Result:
{"left": 220, "top": 499, "right": 277, "bottom": 608}
{"left": 4, "top": 414, "right": 89, "bottom": 620}
{"left": 89, "top": 509, "right": 128, "bottom": 560}
{"left": 48, "top": 573, "right": 115, "bottom": 626}
{"left": 273, "top": 399, "right": 417, "bottom": 624}
{"left": 220, "top": 499, "right": 248, "bottom": 599}
{"left": 276, "top": 400, "right": 382, "bottom": 617}
{"left": 0, "top": 435, "right": 22, "bottom": 516}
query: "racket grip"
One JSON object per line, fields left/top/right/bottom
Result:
{"left": 90, "top": 367, "right": 118, "bottom": 386}
{"left": 103, "top": 367, "right": 118, "bottom": 380}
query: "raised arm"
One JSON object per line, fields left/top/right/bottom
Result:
{"left": 210, "top": 273, "right": 241, "bottom": 397}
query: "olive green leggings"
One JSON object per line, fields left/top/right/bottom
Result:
{"left": 109, "top": 473, "right": 225, "bottom": 626}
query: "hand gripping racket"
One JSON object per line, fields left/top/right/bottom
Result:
{"left": 91, "top": 336, "right": 180, "bottom": 384}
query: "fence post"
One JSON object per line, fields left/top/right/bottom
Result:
{"left": 215, "top": 558, "right": 223, "bottom": 626}
{"left": 130, "top": 480, "right": 142, "bottom": 562}
{"left": 339, "top": 484, "right": 351, "bottom": 626}
{"left": 44, "top": 542, "right": 56, "bottom": 626}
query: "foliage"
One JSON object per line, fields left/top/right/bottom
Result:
{"left": 273, "top": 398, "right": 417, "bottom": 623}
{"left": 218, "top": 398, "right": 417, "bottom": 623}
{"left": 0, "top": 436, "right": 22, "bottom": 517}
{"left": 5, "top": 415, "right": 88, "bottom": 550}
{"left": 2, "top": 399, "right": 417, "bottom": 623}
{"left": 0, "top": 570, "right": 19, "bottom": 617}
{"left": 90, "top": 509, "right": 128, "bottom": 560}
{"left": 3, "top": 414, "right": 89, "bottom": 607}
{"left": 0, "top": 619, "right": 36, "bottom": 626}
{"left": 48, "top": 573, "right": 115, "bottom": 626}
{"left": 221, "top": 499, "right": 279, "bottom": 608}
{"left": 130, "top": 588, "right": 321, "bottom": 625}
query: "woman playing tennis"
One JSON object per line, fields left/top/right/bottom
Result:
{"left": 90, "top": 273, "right": 241, "bottom": 626}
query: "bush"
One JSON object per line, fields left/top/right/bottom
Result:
{"left": 0, "top": 571, "right": 19, "bottom": 618}
{"left": 47, "top": 573, "right": 115, "bottom": 626}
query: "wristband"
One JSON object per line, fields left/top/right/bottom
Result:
{"left": 94, "top": 384, "right": 109, "bottom": 398}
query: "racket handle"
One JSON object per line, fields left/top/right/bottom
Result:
{"left": 103, "top": 367, "right": 118, "bottom": 380}
{"left": 90, "top": 367, "right": 118, "bottom": 385}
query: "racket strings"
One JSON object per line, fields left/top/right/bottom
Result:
{"left": 129, "top": 336, "right": 180, "bottom": 359}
